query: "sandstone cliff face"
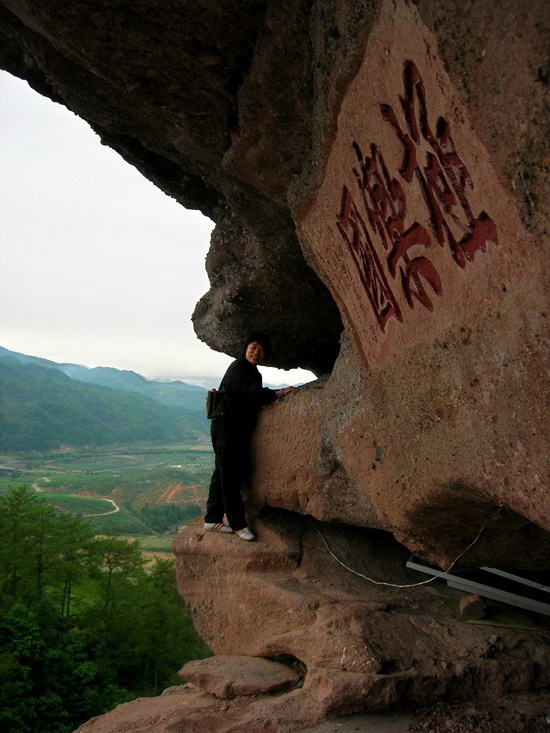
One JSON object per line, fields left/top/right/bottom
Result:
{"left": 4, "top": 0, "right": 548, "bottom": 728}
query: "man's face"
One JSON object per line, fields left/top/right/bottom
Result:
{"left": 245, "top": 341, "right": 265, "bottom": 365}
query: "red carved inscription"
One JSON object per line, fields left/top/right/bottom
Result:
{"left": 337, "top": 186, "right": 403, "bottom": 331}
{"left": 337, "top": 61, "right": 498, "bottom": 333}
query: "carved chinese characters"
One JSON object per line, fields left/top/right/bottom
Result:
{"left": 337, "top": 61, "right": 499, "bottom": 334}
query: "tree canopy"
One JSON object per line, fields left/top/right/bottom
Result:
{"left": 0, "top": 487, "right": 209, "bottom": 732}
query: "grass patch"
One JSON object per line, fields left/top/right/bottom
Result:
{"left": 87, "top": 512, "right": 153, "bottom": 535}
{"left": 41, "top": 493, "right": 115, "bottom": 515}
{"left": 126, "top": 535, "right": 175, "bottom": 552}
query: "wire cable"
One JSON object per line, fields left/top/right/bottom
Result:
{"left": 311, "top": 517, "right": 491, "bottom": 589}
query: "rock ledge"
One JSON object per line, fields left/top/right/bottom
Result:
{"left": 179, "top": 654, "right": 300, "bottom": 699}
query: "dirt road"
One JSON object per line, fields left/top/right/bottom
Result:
{"left": 83, "top": 498, "right": 120, "bottom": 518}
{"left": 32, "top": 477, "right": 50, "bottom": 492}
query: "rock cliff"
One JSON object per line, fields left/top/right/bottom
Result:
{"left": 3, "top": 0, "right": 548, "bottom": 729}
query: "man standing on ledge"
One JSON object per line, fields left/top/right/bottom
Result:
{"left": 204, "top": 332, "right": 295, "bottom": 541}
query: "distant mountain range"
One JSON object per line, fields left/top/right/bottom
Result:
{"left": 60, "top": 364, "right": 206, "bottom": 413}
{"left": 0, "top": 346, "right": 209, "bottom": 452}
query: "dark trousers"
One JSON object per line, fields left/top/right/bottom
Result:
{"left": 205, "top": 419, "right": 249, "bottom": 531}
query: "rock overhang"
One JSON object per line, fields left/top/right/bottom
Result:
{"left": 2, "top": 0, "right": 547, "bottom": 571}
{"left": 3, "top": 0, "right": 549, "bottom": 724}
{"left": 0, "top": 0, "right": 347, "bottom": 372}
{"left": 2, "top": 0, "right": 547, "bottom": 574}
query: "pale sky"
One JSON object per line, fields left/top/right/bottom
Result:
{"left": 0, "top": 71, "right": 312, "bottom": 388}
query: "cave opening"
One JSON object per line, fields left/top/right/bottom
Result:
{"left": 403, "top": 488, "right": 550, "bottom": 573}
{"left": 1, "top": 70, "right": 319, "bottom": 388}
{"left": 257, "top": 506, "right": 550, "bottom": 622}
{"left": 265, "top": 654, "right": 307, "bottom": 685}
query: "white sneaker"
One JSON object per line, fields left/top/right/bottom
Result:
{"left": 235, "top": 527, "right": 255, "bottom": 541}
{"left": 204, "top": 522, "right": 234, "bottom": 534}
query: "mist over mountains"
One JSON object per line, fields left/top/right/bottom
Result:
{"left": 0, "top": 346, "right": 209, "bottom": 452}
{"left": 61, "top": 363, "right": 206, "bottom": 413}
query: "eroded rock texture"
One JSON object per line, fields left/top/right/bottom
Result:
{"left": 4, "top": 0, "right": 549, "bottom": 728}
{"left": 0, "top": 0, "right": 346, "bottom": 373}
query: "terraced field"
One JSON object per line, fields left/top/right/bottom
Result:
{"left": 0, "top": 444, "right": 213, "bottom": 539}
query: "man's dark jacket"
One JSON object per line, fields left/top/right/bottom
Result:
{"left": 212, "top": 356, "right": 276, "bottom": 437}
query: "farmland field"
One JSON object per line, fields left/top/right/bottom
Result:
{"left": 43, "top": 493, "right": 116, "bottom": 515}
{"left": 0, "top": 443, "right": 213, "bottom": 544}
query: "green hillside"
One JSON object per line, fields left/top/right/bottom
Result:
{"left": 0, "top": 345, "right": 207, "bottom": 412}
{"left": 62, "top": 365, "right": 206, "bottom": 412}
{"left": 0, "top": 357, "right": 208, "bottom": 452}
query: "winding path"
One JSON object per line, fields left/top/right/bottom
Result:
{"left": 31, "top": 476, "right": 120, "bottom": 517}
{"left": 82, "top": 498, "right": 120, "bottom": 518}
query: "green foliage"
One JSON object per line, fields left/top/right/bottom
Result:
{"left": 88, "top": 512, "right": 154, "bottom": 536}
{"left": 0, "top": 487, "right": 209, "bottom": 732}
{"left": 0, "top": 357, "right": 208, "bottom": 452}
{"left": 139, "top": 502, "right": 202, "bottom": 532}
{"left": 0, "top": 601, "right": 133, "bottom": 733}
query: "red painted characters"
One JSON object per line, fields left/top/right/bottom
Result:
{"left": 336, "top": 61, "right": 498, "bottom": 333}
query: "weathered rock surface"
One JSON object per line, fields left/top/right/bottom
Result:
{"left": 3, "top": 0, "right": 548, "bottom": 730}
{"left": 409, "top": 692, "right": 550, "bottom": 733}
{"left": 171, "top": 515, "right": 550, "bottom": 724}
{"left": 251, "top": 330, "right": 550, "bottom": 571}
{"left": 74, "top": 685, "right": 550, "bottom": 733}
{"left": 179, "top": 654, "right": 300, "bottom": 698}
{"left": 75, "top": 683, "right": 315, "bottom": 733}
{"left": 77, "top": 516, "right": 550, "bottom": 731}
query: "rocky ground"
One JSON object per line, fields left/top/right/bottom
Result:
{"left": 408, "top": 694, "right": 550, "bottom": 733}
{"left": 76, "top": 683, "right": 550, "bottom": 732}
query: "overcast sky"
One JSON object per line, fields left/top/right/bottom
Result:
{"left": 0, "top": 71, "right": 311, "bottom": 388}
